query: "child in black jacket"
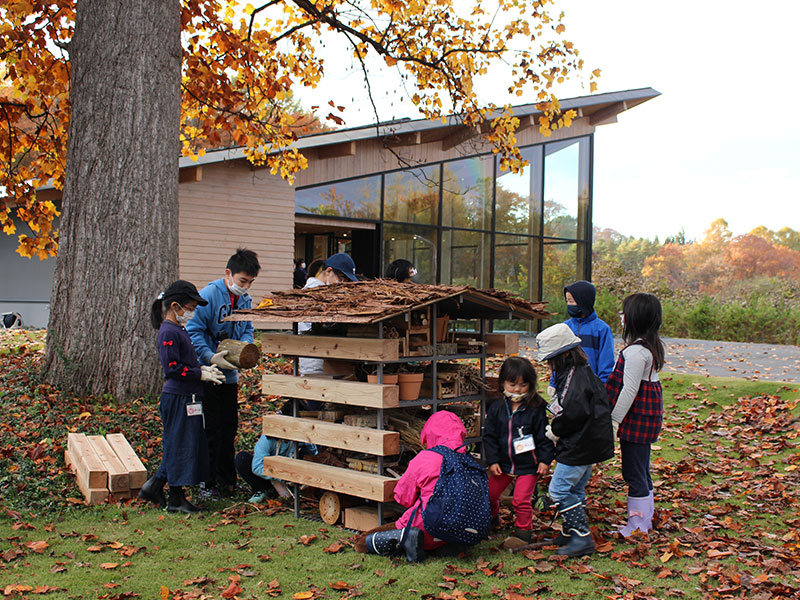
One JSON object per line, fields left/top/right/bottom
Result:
{"left": 484, "top": 357, "right": 555, "bottom": 543}
{"left": 538, "top": 323, "right": 614, "bottom": 558}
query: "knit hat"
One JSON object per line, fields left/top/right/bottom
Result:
{"left": 536, "top": 323, "right": 581, "bottom": 361}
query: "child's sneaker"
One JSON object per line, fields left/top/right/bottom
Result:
{"left": 198, "top": 485, "right": 220, "bottom": 501}
{"left": 248, "top": 491, "right": 268, "bottom": 504}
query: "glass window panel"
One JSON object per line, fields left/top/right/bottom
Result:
{"left": 492, "top": 233, "right": 541, "bottom": 333}
{"left": 383, "top": 224, "right": 438, "bottom": 284}
{"left": 441, "top": 229, "right": 490, "bottom": 288}
{"left": 543, "top": 138, "right": 588, "bottom": 239}
{"left": 541, "top": 241, "right": 579, "bottom": 328}
{"left": 495, "top": 145, "right": 542, "bottom": 235}
{"left": 295, "top": 176, "right": 380, "bottom": 219}
{"left": 442, "top": 157, "right": 493, "bottom": 230}
{"left": 384, "top": 166, "right": 439, "bottom": 225}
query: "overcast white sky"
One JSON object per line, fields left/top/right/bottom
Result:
{"left": 294, "top": 0, "right": 800, "bottom": 242}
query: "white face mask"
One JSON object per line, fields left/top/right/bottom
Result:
{"left": 176, "top": 306, "right": 195, "bottom": 325}
{"left": 503, "top": 390, "right": 526, "bottom": 401}
{"left": 227, "top": 276, "right": 248, "bottom": 296}
{"left": 619, "top": 314, "right": 625, "bottom": 330}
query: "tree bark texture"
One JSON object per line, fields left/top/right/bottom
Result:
{"left": 45, "top": 1, "right": 181, "bottom": 400}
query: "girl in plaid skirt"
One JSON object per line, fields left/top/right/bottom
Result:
{"left": 605, "top": 293, "right": 665, "bottom": 536}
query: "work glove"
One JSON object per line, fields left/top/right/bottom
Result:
{"left": 201, "top": 364, "right": 225, "bottom": 384}
{"left": 546, "top": 385, "right": 556, "bottom": 400}
{"left": 545, "top": 424, "right": 559, "bottom": 444}
{"left": 210, "top": 350, "right": 236, "bottom": 370}
{"left": 612, "top": 420, "right": 620, "bottom": 439}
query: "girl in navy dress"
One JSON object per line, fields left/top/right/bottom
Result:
{"left": 139, "top": 280, "right": 224, "bottom": 513}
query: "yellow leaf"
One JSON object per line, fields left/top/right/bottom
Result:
{"left": 555, "top": 24, "right": 565, "bottom": 34}
{"left": 590, "top": 81, "right": 597, "bottom": 93}
{"left": 293, "top": 593, "right": 314, "bottom": 600}
{"left": 160, "top": 585, "right": 170, "bottom": 600}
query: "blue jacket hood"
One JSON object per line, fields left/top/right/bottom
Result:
{"left": 564, "top": 280, "right": 596, "bottom": 317}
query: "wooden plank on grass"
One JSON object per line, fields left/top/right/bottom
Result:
{"left": 262, "top": 414, "right": 400, "bottom": 456}
{"left": 64, "top": 450, "right": 108, "bottom": 505}
{"left": 262, "top": 374, "right": 399, "bottom": 408}
{"left": 261, "top": 456, "right": 397, "bottom": 502}
{"left": 87, "top": 435, "right": 130, "bottom": 492}
{"left": 66, "top": 433, "right": 107, "bottom": 489}
{"left": 343, "top": 506, "right": 380, "bottom": 532}
{"left": 260, "top": 334, "right": 399, "bottom": 361}
{"left": 105, "top": 433, "right": 148, "bottom": 488}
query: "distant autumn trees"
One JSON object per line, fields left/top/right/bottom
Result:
{"left": 595, "top": 218, "right": 800, "bottom": 294}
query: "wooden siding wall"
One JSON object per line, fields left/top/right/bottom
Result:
{"left": 178, "top": 161, "right": 294, "bottom": 299}
{"left": 295, "top": 117, "right": 595, "bottom": 187}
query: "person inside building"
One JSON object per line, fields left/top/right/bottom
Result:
{"left": 186, "top": 248, "right": 260, "bottom": 499}
{"left": 293, "top": 258, "right": 307, "bottom": 288}
{"left": 385, "top": 258, "right": 416, "bottom": 283}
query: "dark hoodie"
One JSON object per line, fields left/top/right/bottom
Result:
{"left": 561, "top": 280, "right": 615, "bottom": 383}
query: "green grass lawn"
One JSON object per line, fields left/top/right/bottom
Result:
{"left": 1, "top": 334, "right": 799, "bottom": 599}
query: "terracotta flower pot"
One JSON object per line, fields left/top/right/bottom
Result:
{"left": 367, "top": 374, "right": 399, "bottom": 385}
{"left": 398, "top": 372, "right": 424, "bottom": 401}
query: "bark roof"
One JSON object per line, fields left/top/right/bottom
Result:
{"left": 226, "top": 280, "right": 551, "bottom": 323}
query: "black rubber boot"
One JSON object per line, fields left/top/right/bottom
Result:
{"left": 365, "top": 527, "right": 425, "bottom": 562}
{"left": 513, "top": 528, "right": 532, "bottom": 544}
{"left": 543, "top": 531, "right": 570, "bottom": 546}
{"left": 556, "top": 503, "right": 595, "bottom": 557}
{"left": 138, "top": 475, "right": 167, "bottom": 509}
{"left": 167, "top": 486, "right": 202, "bottom": 514}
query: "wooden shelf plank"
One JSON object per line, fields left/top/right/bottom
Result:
{"left": 105, "top": 433, "right": 148, "bottom": 489}
{"left": 87, "top": 435, "right": 130, "bottom": 492}
{"left": 67, "top": 433, "right": 107, "bottom": 489}
{"left": 262, "top": 374, "right": 399, "bottom": 408}
{"left": 260, "top": 334, "right": 399, "bottom": 361}
{"left": 262, "top": 456, "right": 397, "bottom": 502}
{"left": 262, "top": 414, "right": 400, "bottom": 456}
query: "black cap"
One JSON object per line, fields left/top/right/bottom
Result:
{"left": 159, "top": 280, "right": 208, "bottom": 306}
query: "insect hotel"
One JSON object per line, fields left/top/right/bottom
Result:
{"left": 227, "top": 280, "right": 549, "bottom": 530}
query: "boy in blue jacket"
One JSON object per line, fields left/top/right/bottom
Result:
{"left": 186, "top": 248, "right": 260, "bottom": 497}
{"left": 549, "top": 281, "right": 614, "bottom": 392}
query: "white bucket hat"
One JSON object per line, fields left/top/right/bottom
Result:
{"left": 536, "top": 323, "right": 582, "bottom": 361}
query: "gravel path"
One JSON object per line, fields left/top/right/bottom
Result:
{"left": 520, "top": 335, "right": 800, "bottom": 383}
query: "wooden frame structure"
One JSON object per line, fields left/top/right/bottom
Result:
{"left": 229, "top": 282, "right": 546, "bottom": 529}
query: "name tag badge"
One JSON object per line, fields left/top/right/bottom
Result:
{"left": 513, "top": 434, "right": 535, "bottom": 455}
{"left": 186, "top": 402, "right": 203, "bottom": 417}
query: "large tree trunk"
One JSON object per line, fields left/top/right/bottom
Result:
{"left": 45, "top": 1, "right": 181, "bottom": 401}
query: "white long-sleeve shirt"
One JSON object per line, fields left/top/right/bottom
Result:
{"left": 611, "top": 343, "right": 659, "bottom": 424}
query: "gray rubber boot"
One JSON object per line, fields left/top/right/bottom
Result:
{"left": 556, "top": 503, "right": 595, "bottom": 558}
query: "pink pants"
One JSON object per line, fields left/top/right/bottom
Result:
{"left": 489, "top": 473, "right": 539, "bottom": 530}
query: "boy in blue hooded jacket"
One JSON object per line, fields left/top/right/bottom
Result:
{"left": 549, "top": 281, "right": 614, "bottom": 388}
{"left": 186, "top": 248, "right": 260, "bottom": 497}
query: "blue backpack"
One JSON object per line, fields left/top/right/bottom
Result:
{"left": 420, "top": 444, "right": 491, "bottom": 546}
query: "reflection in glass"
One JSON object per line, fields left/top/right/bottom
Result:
{"left": 541, "top": 241, "right": 582, "bottom": 328}
{"left": 384, "top": 166, "right": 439, "bottom": 225}
{"left": 495, "top": 145, "right": 542, "bottom": 235}
{"left": 544, "top": 139, "right": 589, "bottom": 239}
{"left": 295, "top": 176, "right": 380, "bottom": 219}
{"left": 493, "top": 233, "right": 541, "bottom": 332}
{"left": 441, "top": 229, "right": 490, "bottom": 288}
{"left": 442, "top": 157, "right": 493, "bottom": 230}
{"left": 383, "top": 224, "right": 438, "bottom": 284}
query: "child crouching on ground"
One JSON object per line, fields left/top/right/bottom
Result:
{"left": 537, "top": 323, "right": 614, "bottom": 557}
{"left": 483, "top": 356, "right": 554, "bottom": 542}
{"left": 357, "top": 411, "right": 482, "bottom": 562}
